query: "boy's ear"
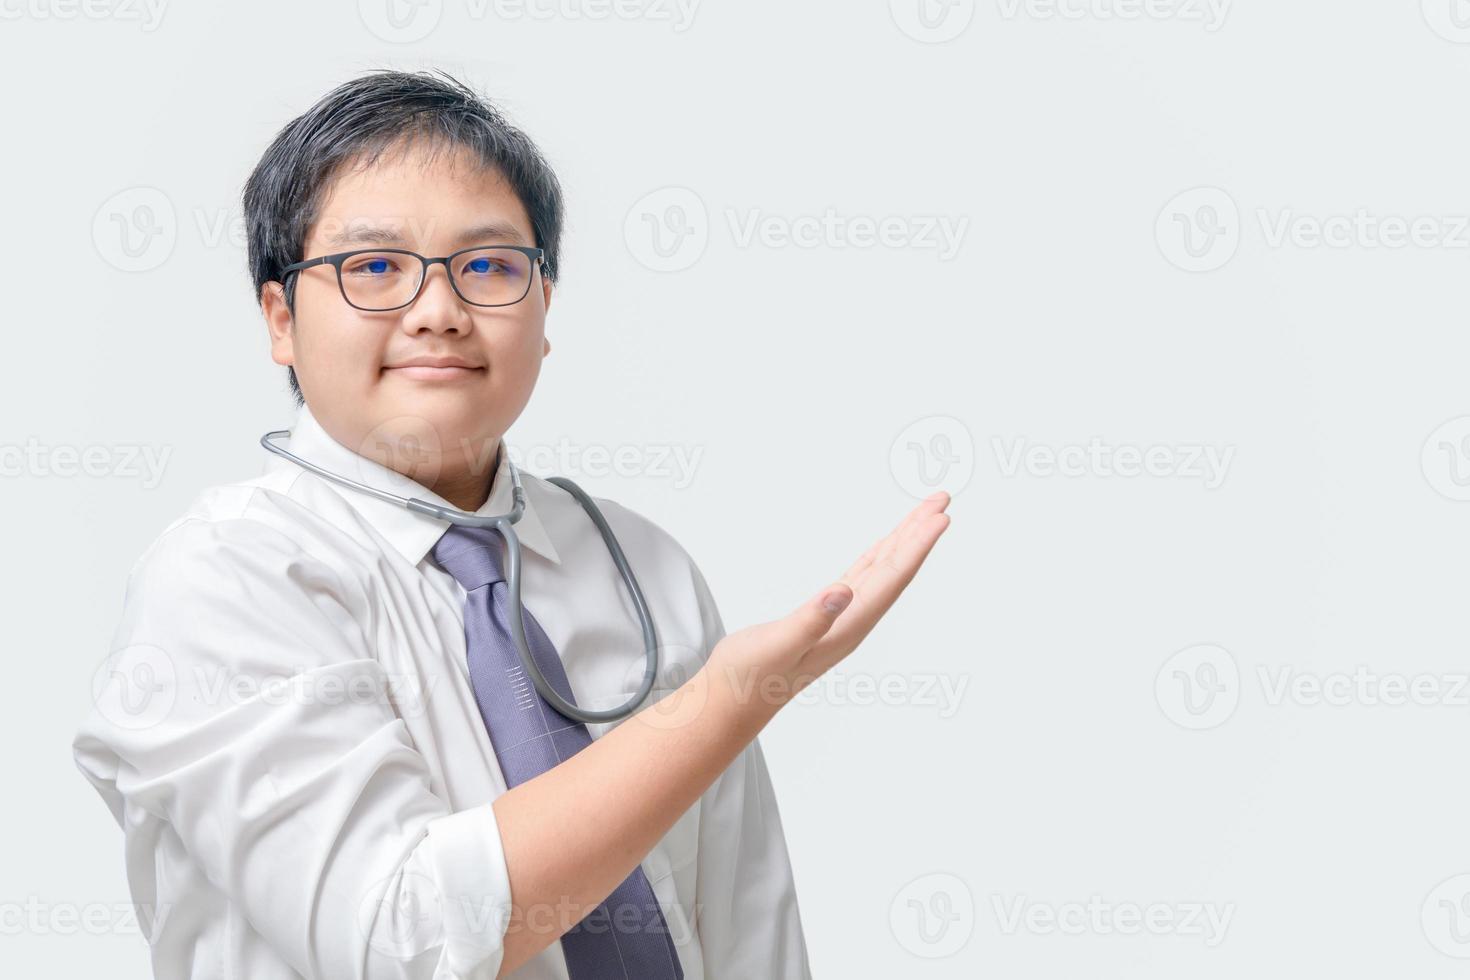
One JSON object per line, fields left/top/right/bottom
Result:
{"left": 261, "top": 281, "right": 295, "bottom": 368}
{"left": 542, "top": 277, "right": 553, "bottom": 358}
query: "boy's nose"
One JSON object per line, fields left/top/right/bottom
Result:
{"left": 402, "top": 262, "right": 472, "bottom": 333}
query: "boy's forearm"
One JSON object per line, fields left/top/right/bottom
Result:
{"left": 492, "top": 659, "right": 778, "bottom": 976}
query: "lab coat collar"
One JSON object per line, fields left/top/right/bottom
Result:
{"left": 264, "top": 402, "right": 562, "bottom": 568}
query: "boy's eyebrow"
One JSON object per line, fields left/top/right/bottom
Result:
{"left": 455, "top": 221, "right": 529, "bottom": 247}
{"left": 326, "top": 221, "right": 530, "bottom": 248}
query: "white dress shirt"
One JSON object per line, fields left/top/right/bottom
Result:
{"left": 71, "top": 402, "right": 812, "bottom": 980}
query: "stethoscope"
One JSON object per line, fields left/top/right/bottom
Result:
{"left": 260, "top": 429, "right": 660, "bottom": 725}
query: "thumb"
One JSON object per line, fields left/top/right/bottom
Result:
{"left": 772, "top": 583, "right": 853, "bottom": 651}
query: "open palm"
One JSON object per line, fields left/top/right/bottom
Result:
{"left": 708, "top": 491, "right": 952, "bottom": 705}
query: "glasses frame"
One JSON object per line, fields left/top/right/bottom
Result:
{"left": 280, "top": 244, "right": 547, "bottom": 312}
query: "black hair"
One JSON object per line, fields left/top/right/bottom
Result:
{"left": 242, "top": 68, "right": 565, "bottom": 406}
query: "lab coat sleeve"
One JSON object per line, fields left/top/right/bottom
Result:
{"left": 685, "top": 555, "right": 815, "bottom": 979}
{"left": 70, "top": 517, "right": 513, "bottom": 980}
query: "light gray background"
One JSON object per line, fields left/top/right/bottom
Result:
{"left": 5, "top": 1, "right": 1470, "bottom": 976}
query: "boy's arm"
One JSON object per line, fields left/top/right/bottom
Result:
{"left": 492, "top": 491, "right": 950, "bottom": 975}
{"left": 495, "top": 549, "right": 814, "bottom": 977}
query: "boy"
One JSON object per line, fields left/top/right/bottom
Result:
{"left": 71, "top": 69, "right": 950, "bottom": 979}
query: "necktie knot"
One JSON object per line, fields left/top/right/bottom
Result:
{"left": 431, "top": 524, "right": 507, "bottom": 591}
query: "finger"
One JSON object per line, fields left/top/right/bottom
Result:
{"left": 807, "top": 511, "right": 950, "bottom": 668}
{"left": 842, "top": 493, "right": 951, "bottom": 585}
{"left": 848, "top": 493, "right": 951, "bottom": 583}
{"left": 840, "top": 541, "right": 882, "bottom": 585}
{"left": 870, "top": 510, "right": 949, "bottom": 598}
{"left": 738, "top": 581, "right": 854, "bottom": 663}
{"left": 882, "top": 492, "right": 951, "bottom": 553}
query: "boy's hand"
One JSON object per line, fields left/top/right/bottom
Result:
{"left": 705, "top": 491, "right": 952, "bottom": 713}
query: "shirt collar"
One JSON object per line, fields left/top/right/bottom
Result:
{"left": 263, "top": 402, "right": 562, "bottom": 568}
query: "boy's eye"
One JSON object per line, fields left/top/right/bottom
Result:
{"left": 462, "top": 256, "right": 511, "bottom": 277}
{"left": 344, "top": 255, "right": 401, "bottom": 277}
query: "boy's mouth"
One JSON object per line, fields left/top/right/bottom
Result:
{"left": 383, "top": 355, "right": 485, "bottom": 382}
{"left": 385, "top": 365, "right": 484, "bottom": 382}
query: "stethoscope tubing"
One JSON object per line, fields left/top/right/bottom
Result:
{"left": 260, "top": 429, "right": 659, "bottom": 724}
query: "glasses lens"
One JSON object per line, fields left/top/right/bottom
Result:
{"left": 339, "top": 251, "right": 423, "bottom": 310}
{"left": 451, "top": 248, "right": 534, "bottom": 306}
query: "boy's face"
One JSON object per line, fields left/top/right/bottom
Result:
{"left": 261, "top": 140, "right": 552, "bottom": 508}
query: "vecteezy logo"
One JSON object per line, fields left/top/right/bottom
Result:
{"left": 92, "top": 187, "right": 177, "bottom": 273}
{"left": 889, "top": 872, "right": 975, "bottom": 958}
{"left": 358, "top": 871, "right": 445, "bottom": 959}
{"left": 1422, "top": 416, "right": 1470, "bottom": 502}
{"left": 889, "top": 0, "right": 976, "bottom": 42}
{"left": 1423, "top": 874, "right": 1470, "bottom": 958}
{"left": 1155, "top": 644, "right": 1239, "bottom": 730}
{"left": 889, "top": 415, "right": 975, "bottom": 500}
{"left": 1155, "top": 187, "right": 1240, "bottom": 272}
{"left": 90, "top": 643, "right": 177, "bottom": 731}
{"left": 358, "top": 0, "right": 442, "bottom": 42}
{"left": 1422, "top": 0, "right": 1470, "bottom": 42}
{"left": 624, "top": 187, "right": 709, "bottom": 272}
{"left": 355, "top": 415, "right": 447, "bottom": 490}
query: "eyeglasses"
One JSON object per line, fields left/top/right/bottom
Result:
{"left": 281, "top": 245, "right": 546, "bottom": 312}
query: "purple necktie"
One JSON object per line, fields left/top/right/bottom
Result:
{"left": 431, "top": 524, "right": 684, "bottom": 980}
